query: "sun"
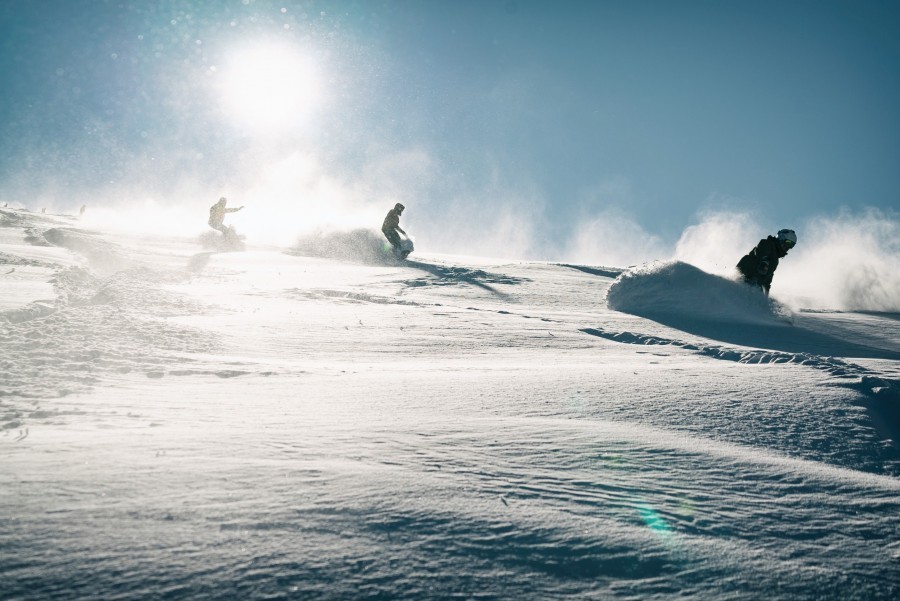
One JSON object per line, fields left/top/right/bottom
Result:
{"left": 218, "top": 41, "right": 323, "bottom": 135}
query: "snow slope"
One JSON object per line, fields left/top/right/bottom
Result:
{"left": 2, "top": 207, "right": 899, "bottom": 600}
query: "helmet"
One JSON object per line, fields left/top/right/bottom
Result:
{"left": 777, "top": 229, "right": 797, "bottom": 248}
{"left": 394, "top": 203, "right": 405, "bottom": 212}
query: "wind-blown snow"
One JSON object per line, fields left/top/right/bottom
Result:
{"left": 670, "top": 209, "right": 900, "bottom": 313}
{"left": 2, "top": 207, "right": 899, "bottom": 600}
{"left": 290, "top": 227, "right": 403, "bottom": 264}
{"left": 607, "top": 260, "right": 791, "bottom": 325}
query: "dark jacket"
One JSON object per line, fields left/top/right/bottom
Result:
{"left": 737, "top": 236, "right": 787, "bottom": 293}
{"left": 382, "top": 208, "right": 404, "bottom": 234}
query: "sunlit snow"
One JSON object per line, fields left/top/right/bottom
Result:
{"left": 2, "top": 207, "right": 899, "bottom": 600}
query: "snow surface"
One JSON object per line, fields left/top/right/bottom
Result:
{"left": 2, "top": 207, "right": 899, "bottom": 600}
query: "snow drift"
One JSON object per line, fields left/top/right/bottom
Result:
{"left": 606, "top": 260, "right": 790, "bottom": 325}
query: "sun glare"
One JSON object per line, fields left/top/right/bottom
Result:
{"left": 218, "top": 41, "right": 323, "bottom": 135}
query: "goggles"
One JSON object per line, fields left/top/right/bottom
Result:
{"left": 782, "top": 239, "right": 795, "bottom": 249}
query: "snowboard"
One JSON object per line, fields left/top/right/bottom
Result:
{"left": 393, "top": 238, "right": 414, "bottom": 260}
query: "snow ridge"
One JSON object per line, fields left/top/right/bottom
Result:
{"left": 607, "top": 260, "right": 791, "bottom": 325}
{"left": 581, "top": 324, "right": 900, "bottom": 456}
{"left": 581, "top": 326, "right": 899, "bottom": 400}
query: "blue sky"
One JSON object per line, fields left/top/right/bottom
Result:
{"left": 1, "top": 0, "right": 898, "bottom": 255}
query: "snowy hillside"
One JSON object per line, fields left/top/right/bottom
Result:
{"left": 2, "top": 207, "right": 899, "bottom": 600}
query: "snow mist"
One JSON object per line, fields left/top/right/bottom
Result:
{"left": 674, "top": 209, "right": 900, "bottom": 312}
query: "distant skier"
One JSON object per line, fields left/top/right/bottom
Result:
{"left": 79, "top": 204, "right": 86, "bottom": 217}
{"left": 737, "top": 229, "right": 797, "bottom": 295}
{"left": 208, "top": 197, "right": 243, "bottom": 234}
{"left": 381, "top": 203, "right": 407, "bottom": 251}
{"left": 381, "top": 202, "right": 414, "bottom": 259}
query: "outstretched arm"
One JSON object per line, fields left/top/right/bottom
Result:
{"left": 225, "top": 206, "right": 244, "bottom": 213}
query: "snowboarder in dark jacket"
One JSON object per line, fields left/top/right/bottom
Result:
{"left": 381, "top": 203, "right": 406, "bottom": 251}
{"left": 737, "top": 229, "right": 797, "bottom": 294}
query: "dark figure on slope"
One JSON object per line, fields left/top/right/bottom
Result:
{"left": 382, "top": 203, "right": 407, "bottom": 248}
{"left": 208, "top": 197, "right": 243, "bottom": 234}
{"left": 737, "top": 229, "right": 797, "bottom": 295}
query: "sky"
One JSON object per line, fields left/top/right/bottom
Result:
{"left": 1, "top": 0, "right": 899, "bottom": 260}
